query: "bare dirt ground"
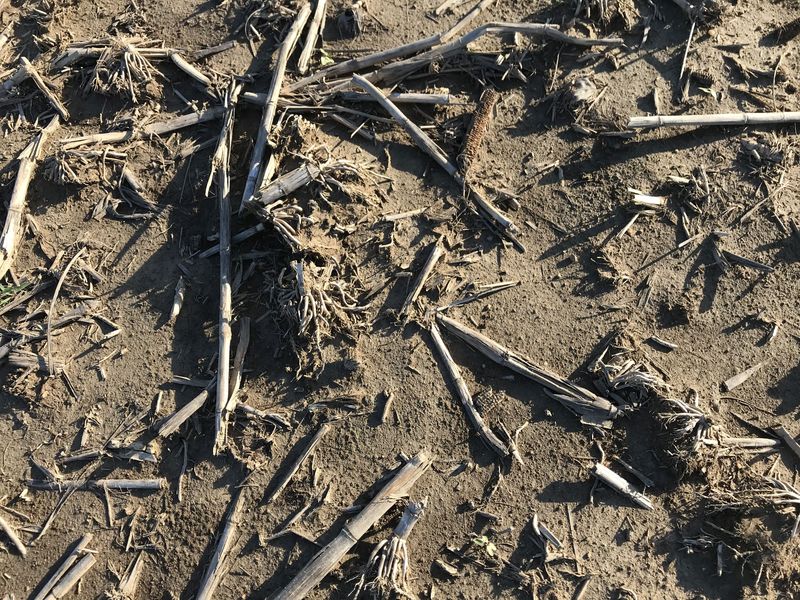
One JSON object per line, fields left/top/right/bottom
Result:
{"left": 0, "top": 0, "right": 799, "bottom": 598}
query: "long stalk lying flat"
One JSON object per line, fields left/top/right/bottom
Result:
{"left": 367, "top": 22, "right": 623, "bottom": 86}
{"left": 211, "top": 82, "right": 240, "bottom": 456}
{"left": 241, "top": 3, "right": 312, "bottom": 212}
{"left": 31, "top": 534, "right": 94, "bottom": 600}
{"left": 272, "top": 451, "right": 431, "bottom": 600}
{"left": 350, "top": 75, "right": 522, "bottom": 249}
{"left": 285, "top": 33, "right": 443, "bottom": 93}
{"left": 0, "top": 117, "right": 59, "bottom": 280}
{"left": 28, "top": 478, "right": 166, "bottom": 492}
{"left": 195, "top": 489, "right": 244, "bottom": 600}
{"left": 628, "top": 112, "right": 800, "bottom": 129}
{"left": 430, "top": 321, "right": 508, "bottom": 459}
{"left": 338, "top": 91, "right": 452, "bottom": 104}
{"left": 297, "top": 0, "right": 328, "bottom": 75}
{"left": 265, "top": 422, "right": 331, "bottom": 504}
{"left": 436, "top": 314, "right": 619, "bottom": 422}
{"left": 60, "top": 106, "right": 224, "bottom": 150}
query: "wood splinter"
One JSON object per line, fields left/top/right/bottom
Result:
{"left": 722, "top": 362, "right": 763, "bottom": 392}
{"left": 106, "top": 552, "right": 145, "bottom": 599}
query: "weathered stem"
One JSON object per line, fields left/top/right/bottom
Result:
{"left": 256, "top": 162, "right": 322, "bottom": 205}
{"left": 285, "top": 33, "right": 442, "bottom": 93}
{"left": 60, "top": 107, "right": 224, "bottom": 150}
{"left": 199, "top": 223, "right": 266, "bottom": 258}
{"left": 350, "top": 75, "right": 520, "bottom": 248}
{"left": 46, "top": 552, "right": 96, "bottom": 599}
{"left": 31, "top": 534, "right": 94, "bottom": 600}
{"left": 170, "top": 51, "right": 213, "bottom": 88}
{"left": 265, "top": 422, "right": 332, "bottom": 504}
{"left": 272, "top": 451, "right": 431, "bottom": 600}
{"left": 628, "top": 112, "right": 800, "bottom": 129}
{"left": 0, "top": 514, "right": 27, "bottom": 557}
{"left": 0, "top": 117, "right": 59, "bottom": 280}
{"left": 212, "top": 82, "right": 241, "bottom": 455}
{"left": 441, "top": 0, "right": 497, "bottom": 43}
{"left": 297, "top": 0, "right": 328, "bottom": 75}
{"left": 399, "top": 239, "right": 444, "bottom": 318}
{"left": 20, "top": 58, "right": 70, "bottom": 120}
{"left": 430, "top": 321, "right": 509, "bottom": 459}
{"left": 338, "top": 91, "right": 452, "bottom": 104}
{"left": 223, "top": 316, "right": 251, "bottom": 437}
{"left": 368, "top": 22, "right": 623, "bottom": 86}
{"left": 437, "top": 314, "right": 618, "bottom": 421}
{"left": 154, "top": 378, "right": 216, "bottom": 437}
{"left": 28, "top": 478, "right": 166, "bottom": 492}
{"left": 591, "top": 463, "right": 653, "bottom": 510}
{"left": 195, "top": 489, "right": 244, "bottom": 600}
{"left": 241, "top": 3, "right": 311, "bottom": 211}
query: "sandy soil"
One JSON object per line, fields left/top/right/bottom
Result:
{"left": 0, "top": 0, "right": 799, "bottom": 598}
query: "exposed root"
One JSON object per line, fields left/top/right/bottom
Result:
{"left": 91, "top": 38, "right": 162, "bottom": 101}
{"left": 572, "top": 0, "right": 638, "bottom": 30}
{"left": 276, "top": 255, "right": 369, "bottom": 374}
{"left": 352, "top": 499, "right": 426, "bottom": 599}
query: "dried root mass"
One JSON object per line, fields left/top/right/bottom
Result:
{"left": 277, "top": 256, "right": 369, "bottom": 373}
